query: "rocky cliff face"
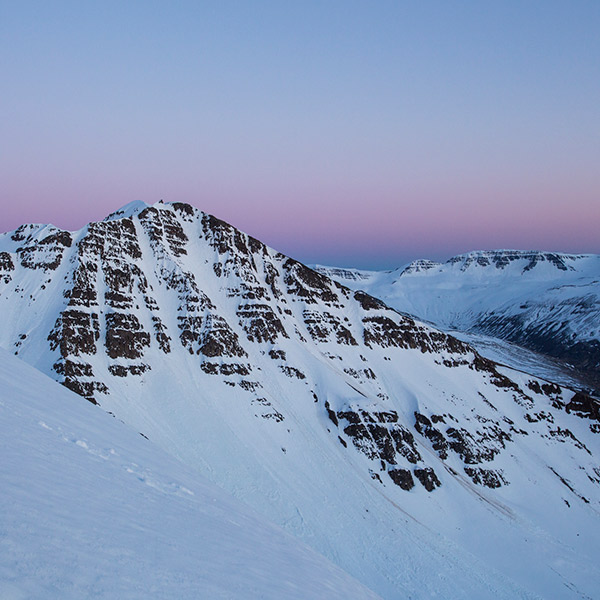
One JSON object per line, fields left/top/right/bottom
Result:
{"left": 1, "top": 202, "right": 596, "bottom": 494}
{"left": 1, "top": 202, "right": 599, "bottom": 599}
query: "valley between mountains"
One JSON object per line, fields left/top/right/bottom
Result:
{"left": 316, "top": 251, "right": 600, "bottom": 397}
{"left": 1, "top": 201, "right": 599, "bottom": 599}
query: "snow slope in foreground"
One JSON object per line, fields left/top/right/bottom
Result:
{"left": 0, "top": 347, "right": 380, "bottom": 600}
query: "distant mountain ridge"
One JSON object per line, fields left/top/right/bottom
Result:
{"left": 316, "top": 249, "right": 600, "bottom": 396}
{"left": 1, "top": 203, "right": 599, "bottom": 599}
{"left": 436, "top": 249, "right": 586, "bottom": 272}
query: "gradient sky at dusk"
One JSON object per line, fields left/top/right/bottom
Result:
{"left": 2, "top": 1, "right": 599, "bottom": 268}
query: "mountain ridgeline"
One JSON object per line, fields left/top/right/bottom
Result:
{"left": 317, "top": 250, "right": 600, "bottom": 397}
{"left": 0, "top": 201, "right": 599, "bottom": 599}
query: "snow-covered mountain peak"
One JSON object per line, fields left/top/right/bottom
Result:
{"left": 1, "top": 204, "right": 599, "bottom": 599}
{"left": 103, "top": 199, "right": 153, "bottom": 221}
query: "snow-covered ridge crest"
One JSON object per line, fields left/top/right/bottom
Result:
{"left": 0, "top": 201, "right": 599, "bottom": 599}
{"left": 103, "top": 199, "right": 152, "bottom": 221}
{"left": 311, "top": 264, "right": 376, "bottom": 281}
{"left": 398, "top": 258, "right": 441, "bottom": 275}
{"left": 443, "top": 249, "right": 592, "bottom": 273}
{"left": 393, "top": 250, "right": 596, "bottom": 278}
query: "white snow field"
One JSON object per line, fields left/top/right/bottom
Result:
{"left": 0, "top": 347, "right": 381, "bottom": 600}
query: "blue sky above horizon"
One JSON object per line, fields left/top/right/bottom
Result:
{"left": 1, "top": 1, "right": 599, "bottom": 269}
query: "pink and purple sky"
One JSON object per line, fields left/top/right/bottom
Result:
{"left": 1, "top": 1, "right": 599, "bottom": 269}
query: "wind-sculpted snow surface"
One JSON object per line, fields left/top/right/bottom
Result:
{"left": 1, "top": 203, "right": 600, "bottom": 598}
{"left": 0, "top": 348, "right": 381, "bottom": 599}
{"left": 317, "top": 250, "right": 600, "bottom": 396}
